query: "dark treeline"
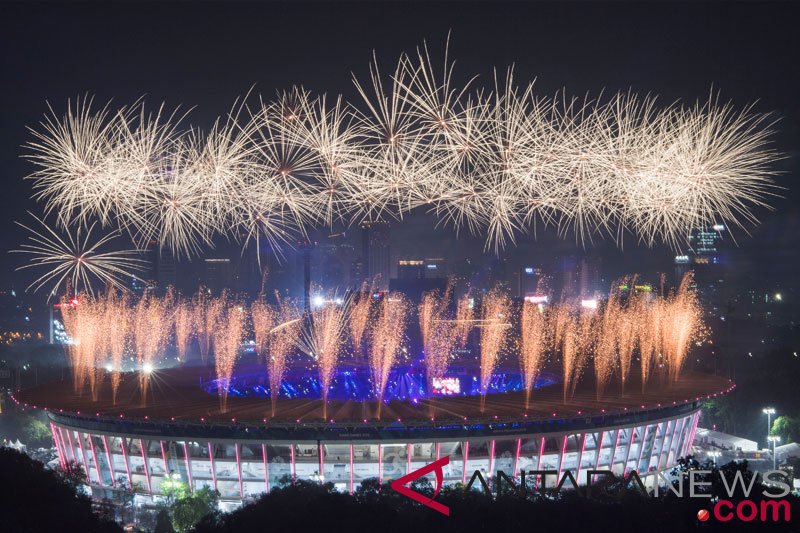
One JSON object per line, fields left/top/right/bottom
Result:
{"left": 2, "top": 448, "right": 798, "bottom": 533}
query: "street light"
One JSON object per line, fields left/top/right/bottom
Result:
{"left": 763, "top": 407, "right": 776, "bottom": 447}
{"left": 768, "top": 435, "right": 781, "bottom": 470}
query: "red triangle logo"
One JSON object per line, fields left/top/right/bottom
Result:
{"left": 390, "top": 455, "right": 450, "bottom": 516}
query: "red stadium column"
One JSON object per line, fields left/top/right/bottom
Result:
{"left": 594, "top": 431, "right": 605, "bottom": 471}
{"left": 576, "top": 433, "right": 587, "bottom": 475}
{"left": 378, "top": 444, "right": 383, "bottom": 485}
{"left": 140, "top": 439, "right": 152, "bottom": 494}
{"left": 349, "top": 444, "right": 354, "bottom": 495}
{"left": 207, "top": 443, "right": 216, "bottom": 493}
{"left": 58, "top": 427, "right": 74, "bottom": 465}
{"left": 610, "top": 429, "right": 621, "bottom": 472}
{"left": 318, "top": 441, "right": 325, "bottom": 484}
{"left": 49, "top": 423, "right": 65, "bottom": 470}
{"left": 461, "top": 441, "right": 469, "bottom": 485}
{"left": 488, "top": 440, "right": 496, "bottom": 486}
{"left": 622, "top": 427, "right": 636, "bottom": 476}
{"left": 513, "top": 438, "right": 521, "bottom": 478}
{"left": 407, "top": 443, "right": 411, "bottom": 475}
{"left": 261, "top": 443, "right": 269, "bottom": 493}
{"left": 102, "top": 435, "right": 115, "bottom": 486}
{"left": 655, "top": 420, "right": 672, "bottom": 471}
{"left": 535, "top": 437, "right": 545, "bottom": 489}
{"left": 556, "top": 435, "right": 568, "bottom": 483}
{"left": 234, "top": 443, "right": 244, "bottom": 498}
{"left": 183, "top": 442, "right": 193, "bottom": 492}
{"left": 87, "top": 433, "right": 103, "bottom": 485}
{"left": 635, "top": 425, "right": 650, "bottom": 474}
{"left": 160, "top": 440, "right": 169, "bottom": 478}
{"left": 645, "top": 422, "right": 665, "bottom": 474}
{"left": 74, "top": 432, "right": 91, "bottom": 484}
{"left": 667, "top": 417, "right": 686, "bottom": 466}
{"left": 120, "top": 437, "right": 133, "bottom": 487}
{"left": 290, "top": 444, "right": 296, "bottom": 481}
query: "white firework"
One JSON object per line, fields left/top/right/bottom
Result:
{"left": 21, "top": 43, "right": 779, "bottom": 257}
{"left": 13, "top": 213, "right": 145, "bottom": 298}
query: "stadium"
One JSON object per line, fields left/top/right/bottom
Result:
{"left": 12, "top": 364, "right": 733, "bottom": 509}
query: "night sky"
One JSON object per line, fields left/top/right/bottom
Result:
{"left": 1, "top": 1, "right": 798, "bottom": 297}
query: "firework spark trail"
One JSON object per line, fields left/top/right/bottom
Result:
{"left": 593, "top": 287, "right": 621, "bottom": 400}
{"left": 478, "top": 289, "right": 511, "bottom": 412}
{"left": 297, "top": 297, "right": 348, "bottom": 420}
{"left": 194, "top": 289, "right": 225, "bottom": 363}
{"left": 663, "top": 272, "right": 704, "bottom": 383}
{"left": 454, "top": 292, "right": 473, "bottom": 348}
{"left": 551, "top": 302, "right": 572, "bottom": 353}
{"left": 213, "top": 299, "right": 244, "bottom": 413}
{"left": 267, "top": 296, "right": 301, "bottom": 417}
{"left": 173, "top": 299, "right": 194, "bottom": 362}
{"left": 421, "top": 283, "right": 458, "bottom": 395}
{"left": 369, "top": 293, "right": 409, "bottom": 418}
{"left": 251, "top": 298, "right": 276, "bottom": 364}
{"left": 103, "top": 290, "right": 130, "bottom": 403}
{"left": 348, "top": 285, "right": 372, "bottom": 358}
{"left": 520, "top": 300, "right": 546, "bottom": 409}
{"left": 637, "top": 295, "right": 662, "bottom": 392}
{"left": 560, "top": 307, "right": 595, "bottom": 403}
{"left": 133, "top": 291, "right": 172, "bottom": 406}
{"left": 616, "top": 299, "right": 638, "bottom": 396}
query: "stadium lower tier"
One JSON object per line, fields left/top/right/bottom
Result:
{"left": 47, "top": 407, "right": 701, "bottom": 509}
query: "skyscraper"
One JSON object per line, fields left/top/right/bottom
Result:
{"left": 361, "top": 221, "right": 390, "bottom": 290}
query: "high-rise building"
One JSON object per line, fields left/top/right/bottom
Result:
{"left": 361, "top": 221, "right": 390, "bottom": 290}
{"left": 202, "top": 258, "right": 232, "bottom": 295}
{"left": 687, "top": 224, "right": 728, "bottom": 316}
{"left": 518, "top": 266, "right": 544, "bottom": 298}
{"left": 424, "top": 258, "right": 446, "bottom": 278}
{"left": 397, "top": 260, "right": 425, "bottom": 280}
{"left": 560, "top": 255, "right": 602, "bottom": 301}
{"left": 316, "top": 232, "right": 353, "bottom": 289}
{"left": 579, "top": 256, "right": 602, "bottom": 298}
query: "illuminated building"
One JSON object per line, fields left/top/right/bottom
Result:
{"left": 15, "top": 369, "right": 732, "bottom": 508}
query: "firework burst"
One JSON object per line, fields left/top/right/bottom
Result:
{"left": 13, "top": 214, "right": 144, "bottom": 299}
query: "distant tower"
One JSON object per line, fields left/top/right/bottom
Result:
{"left": 202, "top": 258, "right": 232, "bottom": 295}
{"left": 360, "top": 221, "right": 390, "bottom": 290}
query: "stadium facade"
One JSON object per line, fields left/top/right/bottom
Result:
{"left": 14, "top": 369, "right": 731, "bottom": 509}
{"left": 42, "top": 405, "right": 701, "bottom": 508}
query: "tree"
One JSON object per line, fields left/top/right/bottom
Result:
{"left": 154, "top": 508, "right": 176, "bottom": 533}
{"left": 23, "top": 416, "right": 51, "bottom": 447}
{"left": 772, "top": 415, "right": 800, "bottom": 443}
{"left": 0, "top": 448, "right": 120, "bottom": 532}
{"left": 171, "top": 487, "right": 218, "bottom": 532}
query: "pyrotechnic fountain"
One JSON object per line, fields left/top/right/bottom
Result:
{"left": 298, "top": 296, "right": 347, "bottom": 420}
{"left": 252, "top": 295, "right": 302, "bottom": 417}
{"left": 348, "top": 288, "right": 372, "bottom": 359}
{"left": 173, "top": 300, "right": 194, "bottom": 362}
{"left": 53, "top": 270, "right": 708, "bottom": 418}
{"left": 368, "top": 293, "right": 409, "bottom": 418}
{"left": 519, "top": 300, "right": 547, "bottom": 409}
{"left": 213, "top": 297, "right": 244, "bottom": 413}
{"left": 478, "top": 289, "right": 511, "bottom": 412}
{"left": 419, "top": 284, "right": 458, "bottom": 395}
